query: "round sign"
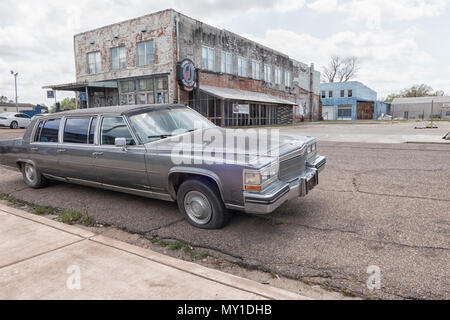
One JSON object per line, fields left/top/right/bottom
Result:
{"left": 177, "top": 59, "right": 196, "bottom": 91}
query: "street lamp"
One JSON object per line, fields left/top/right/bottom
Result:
{"left": 10, "top": 70, "right": 19, "bottom": 112}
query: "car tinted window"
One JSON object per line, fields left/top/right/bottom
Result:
{"left": 89, "top": 117, "right": 97, "bottom": 144}
{"left": 34, "top": 120, "right": 44, "bottom": 142}
{"left": 64, "top": 118, "right": 90, "bottom": 144}
{"left": 39, "top": 119, "right": 61, "bottom": 143}
{"left": 101, "top": 117, "right": 135, "bottom": 146}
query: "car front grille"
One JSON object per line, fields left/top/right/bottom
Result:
{"left": 279, "top": 151, "right": 306, "bottom": 182}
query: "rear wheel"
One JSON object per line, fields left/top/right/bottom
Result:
{"left": 177, "top": 178, "right": 231, "bottom": 229}
{"left": 10, "top": 121, "right": 18, "bottom": 129}
{"left": 21, "top": 163, "right": 48, "bottom": 189}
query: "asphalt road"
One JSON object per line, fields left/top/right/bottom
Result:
{"left": 0, "top": 127, "right": 449, "bottom": 299}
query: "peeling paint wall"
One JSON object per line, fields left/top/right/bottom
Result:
{"left": 74, "top": 9, "right": 176, "bottom": 103}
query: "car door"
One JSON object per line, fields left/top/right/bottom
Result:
{"left": 93, "top": 115, "right": 149, "bottom": 190}
{"left": 29, "top": 117, "right": 61, "bottom": 176}
{"left": 57, "top": 116, "right": 97, "bottom": 183}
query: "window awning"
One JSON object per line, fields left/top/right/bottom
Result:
{"left": 42, "top": 81, "right": 118, "bottom": 91}
{"left": 200, "top": 85, "right": 297, "bottom": 105}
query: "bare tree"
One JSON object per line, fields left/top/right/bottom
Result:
{"left": 322, "top": 56, "right": 359, "bottom": 83}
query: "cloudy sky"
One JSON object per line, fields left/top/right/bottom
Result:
{"left": 0, "top": 0, "right": 449, "bottom": 105}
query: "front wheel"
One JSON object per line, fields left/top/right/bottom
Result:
{"left": 177, "top": 178, "right": 231, "bottom": 229}
{"left": 10, "top": 121, "right": 18, "bottom": 129}
{"left": 21, "top": 163, "right": 48, "bottom": 189}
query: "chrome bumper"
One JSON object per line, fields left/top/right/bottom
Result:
{"left": 244, "top": 155, "right": 326, "bottom": 214}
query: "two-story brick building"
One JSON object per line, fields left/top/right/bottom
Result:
{"left": 45, "top": 9, "right": 321, "bottom": 126}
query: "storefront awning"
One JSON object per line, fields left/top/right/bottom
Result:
{"left": 42, "top": 81, "right": 118, "bottom": 91}
{"left": 200, "top": 85, "right": 297, "bottom": 105}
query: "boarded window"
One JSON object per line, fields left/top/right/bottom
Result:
{"left": 252, "top": 60, "right": 261, "bottom": 80}
{"left": 285, "top": 71, "right": 291, "bottom": 86}
{"left": 221, "top": 52, "right": 232, "bottom": 74}
{"left": 264, "top": 65, "right": 272, "bottom": 82}
{"left": 137, "top": 40, "right": 154, "bottom": 67}
{"left": 237, "top": 57, "right": 247, "bottom": 77}
{"left": 274, "top": 68, "right": 281, "bottom": 85}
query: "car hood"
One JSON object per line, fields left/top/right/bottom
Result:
{"left": 145, "top": 127, "right": 316, "bottom": 168}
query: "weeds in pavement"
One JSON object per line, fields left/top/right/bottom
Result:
{"left": 150, "top": 237, "right": 209, "bottom": 260}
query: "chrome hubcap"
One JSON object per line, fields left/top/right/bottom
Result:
{"left": 184, "top": 191, "right": 212, "bottom": 225}
{"left": 24, "top": 164, "right": 36, "bottom": 183}
{"left": 12, "top": 122, "right": 17, "bottom": 129}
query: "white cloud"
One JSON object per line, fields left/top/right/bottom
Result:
{"left": 243, "top": 28, "right": 445, "bottom": 97}
{"left": 307, "top": 0, "right": 338, "bottom": 13}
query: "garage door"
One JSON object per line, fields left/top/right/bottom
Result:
{"left": 357, "top": 101, "right": 375, "bottom": 120}
{"left": 322, "top": 106, "right": 334, "bottom": 120}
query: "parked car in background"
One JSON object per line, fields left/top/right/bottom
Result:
{"left": 0, "top": 112, "right": 32, "bottom": 129}
{"left": 0, "top": 104, "right": 326, "bottom": 229}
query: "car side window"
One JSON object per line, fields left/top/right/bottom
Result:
{"left": 39, "top": 119, "right": 61, "bottom": 143}
{"left": 34, "top": 120, "right": 44, "bottom": 142}
{"left": 64, "top": 118, "right": 91, "bottom": 144}
{"left": 100, "top": 117, "right": 135, "bottom": 146}
{"left": 89, "top": 117, "right": 98, "bottom": 144}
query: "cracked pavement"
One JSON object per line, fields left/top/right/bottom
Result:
{"left": 0, "top": 128, "right": 449, "bottom": 299}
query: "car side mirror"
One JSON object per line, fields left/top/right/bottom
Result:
{"left": 115, "top": 137, "right": 127, "bottom": 150}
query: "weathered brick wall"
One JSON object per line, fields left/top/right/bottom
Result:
{"left": 277, "top": 106, "right": 293, "bottom": 125}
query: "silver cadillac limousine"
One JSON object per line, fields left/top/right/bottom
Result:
{"left": 0, "top": 104, "right": 326, "bottom": 229}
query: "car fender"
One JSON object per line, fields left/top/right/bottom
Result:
{"left": 167, "top": 167, "right": 226, "bottom": 203}
{"left": 15, "top": 158, "right": 38, "bottom": 171}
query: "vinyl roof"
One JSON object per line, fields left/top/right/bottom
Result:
{"left": 44, "top": 104, "right": 186, "bottom": 117}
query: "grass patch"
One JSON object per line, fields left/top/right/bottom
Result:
{"left": 150, "top": 237, "right": 209, "bottom": 260}
{"left": 0, "top": 193, "right": 54, "bottom": 216}
{"left": 57, "top": 208, "right": 96, "bottom": 226}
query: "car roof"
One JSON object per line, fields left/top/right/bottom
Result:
{"left": 44, "top": 104, "right": 186, "bottom": 117}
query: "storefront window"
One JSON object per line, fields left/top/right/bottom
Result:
{"left": 119, "top": 80, "right": 136, "bottom": 105}
{"left": 155, "top": 76, "right": 168, "bottom": 104}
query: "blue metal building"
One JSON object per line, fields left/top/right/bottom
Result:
{"left": 320, "top": 81, "right": 389, "bottom": 120}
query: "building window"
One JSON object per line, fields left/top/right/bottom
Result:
{"left": 252, "top": 60, "right": 261, "bottom": 80}
{"left": 338, "top": 107, "right": 352, "bottom": 118}
{"left": 322, "top": 91, "right": 326, "bottom": 99}
{"left": 274, "top": 67, "right": 281, "bottom": 85}
{"left": 329, "top": 91, "right": 333, "bottom": 98}
{"left": 87, "top": 52, "right": 101, "bottom": 74}
{"left": 119, "top": 80, "right": 136, "bottom": 105}
{"left": 237, "top": 57, "right": 247, "bottom": 77}
{"left": 138, "top": 78, "right": 154, "bottom": 104}
{"left": 348, "top": 90, "right": 353, "bottom": 97}
{"left": 202, "top": 46, "right": 215, "bottom": 71}
{"left": 137, "top": 40, "right": 154, "bottom": 67}
{"left": 155, "top": 76, "right": 169, "bottom": 104}
{"left": 221, "top": 52, "right": 232, "bottom": 74}
{"left": 264, "top": 65, "right": 272, "bottom": 83}
{"left": 111, "top": 46, "right": 126, "bottom": 70}
{"left": 340, "top": 90, "right": 345, "bottom": 98}
{"left": 285, "top": 71, "right": 291, "bottom": 86}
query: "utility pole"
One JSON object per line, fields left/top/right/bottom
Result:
{"left": 10, "top": 70, "right": 18, "bottom": 112}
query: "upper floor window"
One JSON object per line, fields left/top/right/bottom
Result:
{"left": 348, "top": 89, "right": 353, "bottom": 97}
{"left": 202, "top": 46, "right": 215, "bottom": 71}
{"left": 252, "top": 60, "right": 261, "bottom": 80}
{"left": 274, "top": 67, "right": 281, "bottom": 85}
{"left": 137, "top": 40, "right": 154, "bottom": 67}
{"left": 322, "top": 91, "right": 326, "bottom": 99}
{"left": 111, "top": 46, "right": 126, "bottom": 70}
{"left": 237, "top": 57, "right": 247, "bottom": 77}
{"left": 264, "top": 65, "right": 272, "bottom": 83}
{"left": 285, "top": 71, "right": 291, "bottom": 86}
{"left": 329, "top": 91, "right": 333, "bottom": 98}
{"left": 87, "top": 52, "right": 101, "bottom": 74}
{"left": 340, "top": 90, "right": 345, "bottom": 98}
{"left": 221, "top": 52, "right": 232, "bottom": 74}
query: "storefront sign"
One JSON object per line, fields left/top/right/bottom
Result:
{"left": 47, "top": 90, "right": 55, "bottom": 99}
{"left": 177, "top": 59, "right": 196, "bottom": 92}
{"left": 233, "top": 104, "right": 250, "bottom": 115}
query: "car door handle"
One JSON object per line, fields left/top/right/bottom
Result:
{"left": 93, "top": 152, "right": 104, "bottom": 157}
{"left": 57, "top": 149, "right": 67, "bottom": 153}
{"left": 31, "top": 147, "right": 38, "bottom": 151}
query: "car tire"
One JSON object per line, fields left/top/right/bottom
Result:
{"left": 10, "top": 121, "right": 18, "bottom": 129}
{"left": 21, "top": 162, "right": 48, "bottom": 189}
{"left": 177, "top": 178, "right": 231, "bottom": 229}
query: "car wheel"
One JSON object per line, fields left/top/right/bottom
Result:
{"left": 10, "top": 121, "right": 18, "bottom": 129}
{"left": 177, "top": 178, "right": 231, "bottom": 229}
{"left": 21, "top": 163, "right": 48, "bottom": 189}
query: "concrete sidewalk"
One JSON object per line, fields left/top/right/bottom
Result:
{"left": 0, "top": 203, "right": 307, "bottom": 300}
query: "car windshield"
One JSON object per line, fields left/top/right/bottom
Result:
{"left": 129, "top": 107, "right": 215, "bottom": 144}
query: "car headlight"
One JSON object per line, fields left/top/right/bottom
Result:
{"left": 244, "top": 162, "right": 279, "bottom": 191}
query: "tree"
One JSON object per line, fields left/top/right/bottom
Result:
{"left": 322, "top": 56, "right": 359, "bottom": 83}
{"left": 50, "top": 98, "right": 76, "bottom": 113}
{"left": 384, "top": 84, "right": 445, "bottom": 102}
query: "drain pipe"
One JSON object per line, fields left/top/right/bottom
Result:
{"left": 175, "top": 15, "right": 181, "bottom": 104}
